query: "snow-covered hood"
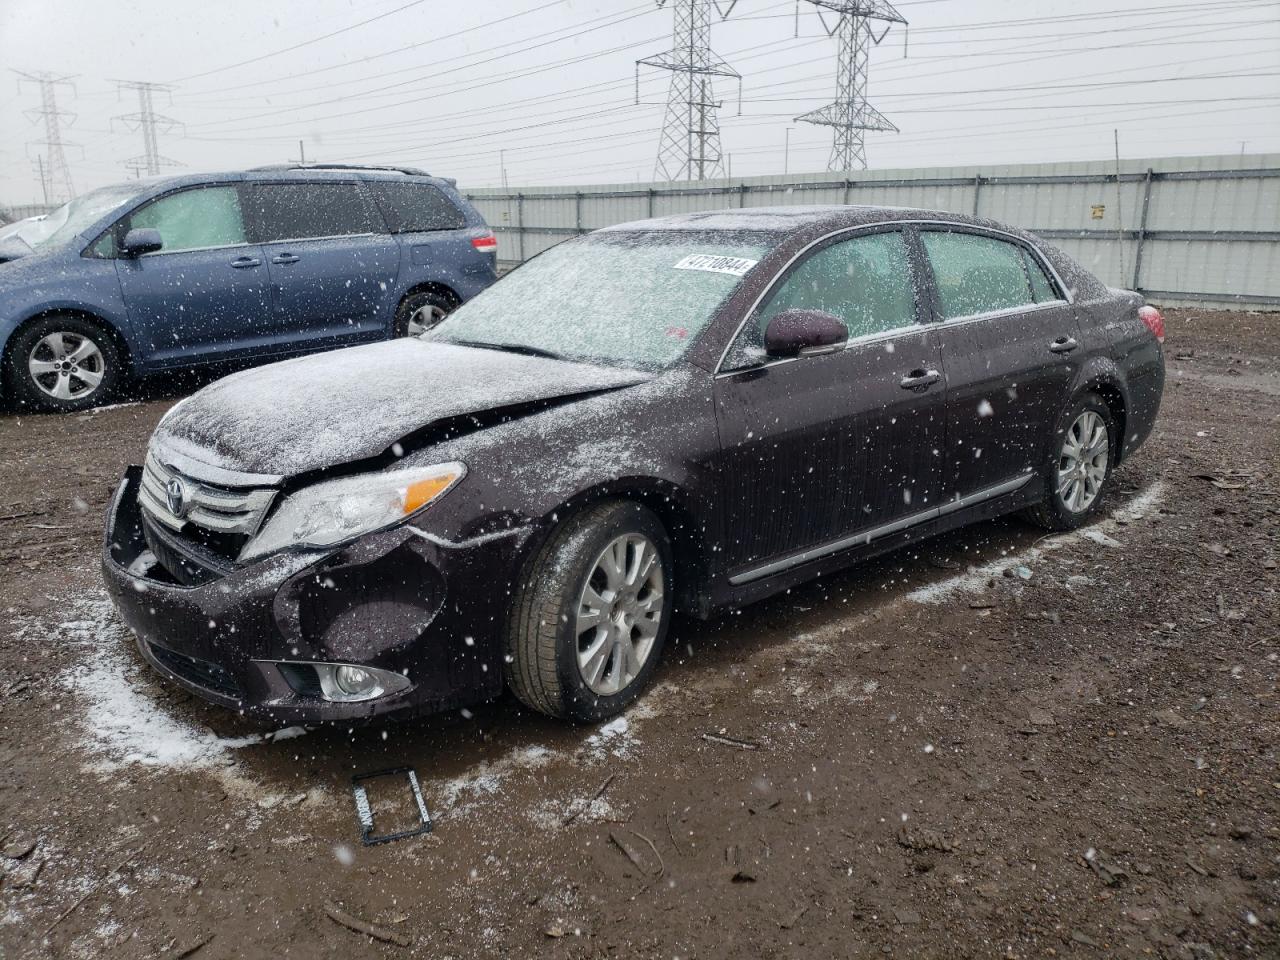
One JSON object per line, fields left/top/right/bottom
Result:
{"left": 151, "top": 339, "right": 653, "bottom": 479}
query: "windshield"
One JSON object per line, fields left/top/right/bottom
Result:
{"left": 431, "top": 233, "right": 772, "bottom": 369}
{"left": 25, "top": 183, "right": 147, "bottom": 251}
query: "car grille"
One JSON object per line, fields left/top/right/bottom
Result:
{"left": 141, "top": 512, "right": 233, "bottom": 586}
{"left": 139, "top": 452, "right": 276, "bottom": 538}
{"left": 148, "top": 642, "right": 243, "bottom": 700}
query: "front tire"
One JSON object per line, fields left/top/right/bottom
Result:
{"left": 505, "top": 501, "right": 673, "bottom": 723}
{"left": 5, "top": 315, "right": 122, "bottom": 413}
{"left": 1025, "top": 392, "right": 1115, "bottom": 531}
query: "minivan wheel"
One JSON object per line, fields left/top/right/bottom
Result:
{"left": 394, "top": 291, "right": 456, "bottom": 338}
{"left": 5, "top": 315, "right": 121, "bottom": 413}
{"left": 1025, "top": 392, "right": 1115, "bottom": 531}
{"left": 505, "top": 501, "right": 673, "bottom": 723}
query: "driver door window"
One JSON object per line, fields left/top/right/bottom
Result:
{"left": 125, "top": 186, "right": 247, "bottom": 253}
{"left": 725, "top": 229, "right": 919, "bottom": 369}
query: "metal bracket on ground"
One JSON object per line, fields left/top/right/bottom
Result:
{"left": 351, "top": 766, "right": 433, "bottom": 846}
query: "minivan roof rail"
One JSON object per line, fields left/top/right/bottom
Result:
{"left": 248, "top": 163, "right": 432, "bottom": 177}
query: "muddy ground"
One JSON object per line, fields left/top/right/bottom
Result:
{"left": 0, "top": 309, "right": 1276, "bottom": 959}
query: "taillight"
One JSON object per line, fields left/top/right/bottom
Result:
{"left": 471, "top": 233, "right": 497, "bottom": 253}
{"left": 1138, "top": 305, "right": 1165, "bottom": 344}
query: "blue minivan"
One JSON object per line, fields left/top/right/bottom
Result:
{"left": 0, "top": 164, "right": 498, "bottom": 411}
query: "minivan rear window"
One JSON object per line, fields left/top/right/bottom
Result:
{"left": 244, "top": 182, "right": 383, "bottom": 243}
{"left": 371, "top": 181, "right": 466, "bottom": 232}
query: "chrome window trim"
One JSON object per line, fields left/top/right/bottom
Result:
{"left": 137, "top": 241, "right": 254, "bottom": 258}
{"left": 712, "top": 218, "right": 1074, "bottom": 376}
{"left": 258, "top": 232, "right": 381, "bottom": 245}
{"left": 727, "top": 473, "right": 1033, "bottom": 586}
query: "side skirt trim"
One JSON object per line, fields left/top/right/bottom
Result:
{"left": 727, "top": 473, "right": 1034, "bottom": 586}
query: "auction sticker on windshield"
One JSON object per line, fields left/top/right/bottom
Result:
{"left": 673, "top": 253, "right": 759, "bottom": 277}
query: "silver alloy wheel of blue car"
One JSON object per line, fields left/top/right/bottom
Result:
{"left": 27, "top": 331, "right": 106, "bottom": 402}
{"left": 405, "top": 302, "right": 450, "bottom": 337}
{"left": 575, "top": 533, "right": 665, "bottom": 696}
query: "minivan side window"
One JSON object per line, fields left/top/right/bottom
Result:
{"left": 723, "top": 230, "right": 918, "bottom": 369}
{"left": 244, "top": 182, "right": 382, "bottom": 243}
{"left": 124, "top": 186, "right": 247, "bottom": 254}
{"left": 371, "top": 181, "right": 465, "bottom": 232}
{"left": 921, "top": 231, "right": 1038, "bottom": 319}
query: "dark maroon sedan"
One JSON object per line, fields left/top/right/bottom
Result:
{"left": 102, "top": 205, "right": 1165, "bottom": 725}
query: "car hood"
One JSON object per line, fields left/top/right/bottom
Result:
{"left": 151, "top": 339, "right": 654, "bottom": 479}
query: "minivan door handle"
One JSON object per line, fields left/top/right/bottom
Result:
{"left": 230, "top": 256, "right": 261, "bottom": 269}
{"left": 900, "top": 368, "right": 941, "bottom": 390}
{"left": 271, "top": 253, "right": 300, "bottom": 265}
{"left": 1049, "top": 336, "right": 1079, "bottom": 353}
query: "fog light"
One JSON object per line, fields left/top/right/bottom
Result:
{"left": 271, "top": 661, "right": 412, "bottom": 703}
{"left": 335, "top": 665, "right": 375, "bottom": 696}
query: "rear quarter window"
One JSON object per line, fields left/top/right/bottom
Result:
{"left": 371, "top": 181, "right": 466, "bottom": 233}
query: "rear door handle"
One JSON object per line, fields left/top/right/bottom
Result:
{"left": 1049, "top": 336, "right": 1079, "bottom": 353}
{"left": 900, "top": 368, "right": 941, "bottom": 390}
{"left": 230, "top": 256, "right": 261, "bottom": 269}
{"left": 271, "top": 253, "right": 300, "bottom": 265}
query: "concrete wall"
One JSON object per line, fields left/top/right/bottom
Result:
{"left": 463, "top": 154, "right": 1280, "bottom": 311}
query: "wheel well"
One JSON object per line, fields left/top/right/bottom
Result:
{"left": 399, "top": 282, "right": 461, "bottom": 310}
{"left": 3, "top": 309, "right": 132, "bottom": 375}
{"left": 524, "top": 484, "right": 715, "bottom": 620}
{"left": 1090, "top": 383, "right": 1128, "bottom": 462}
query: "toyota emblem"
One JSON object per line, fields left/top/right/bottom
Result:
{"left": 165, "top": 477, "right": 190, "bottom": 518}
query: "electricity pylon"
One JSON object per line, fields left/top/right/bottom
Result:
{"left": 112, "top": 80, "right": 183, "bottom": 178}
{"left": 13, "top": 70, "right": 77, "bottom": 203}
{"left": 797, "top": 1, "right": 906, "bottom": 172}
{"left": 638, "top": 1, "right": 741, "bottom": 182}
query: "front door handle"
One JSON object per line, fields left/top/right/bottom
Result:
{"left": 1049, "top": 336, "right": 1079, "bottom": 353}
{"left": 900, "top": 368, "right": 941, "bottom": 390}
{"left": 230, "top": 256, "right": 261, "bottom": 269}
{"left": 271, "top": 253, "right": 300, "bottom": 265}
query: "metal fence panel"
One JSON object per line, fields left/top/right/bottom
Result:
{"left": 465, "top": 154, "right": 1280, "bottom": 308}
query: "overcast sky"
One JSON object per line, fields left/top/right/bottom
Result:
{"left": 2, "top": 0, "right": 1278, "bottom": 204}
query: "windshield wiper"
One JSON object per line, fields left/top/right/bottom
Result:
{"left": 449, "top": 339, "right": 565, "bottom": 361}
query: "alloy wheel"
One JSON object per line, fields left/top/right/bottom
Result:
{"left": 405, "top": 302, "right": 450, "bottom": 337}
{"left": 1057, "top": 409, "right": 1109, "bottom": 513}
{"left": 575, "top": 533, "right": 665, "bottom": 697}
{"left": 27, "top": 332, "right": 106, "bottom": 401}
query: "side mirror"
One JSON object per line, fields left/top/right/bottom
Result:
{"left": 121, "top": 227, "right": 163, "bottom": 257}
{"left": 764, "top": 308, "right": 848, "bottom": 358}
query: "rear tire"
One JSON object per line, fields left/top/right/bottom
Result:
{"left": 5, "top": 314, "right": 122, "bottom": 413}
{"left": 505, "top": 501, "right": 673, "bottom": 723}
{"left": 1025, "top": 392, "right": 1115, "bottom": 531}
{"left": 393, "top": 290, "right": 456, "bottom": 338}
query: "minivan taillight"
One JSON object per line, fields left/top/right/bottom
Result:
{"left": 471, "top": 233, "right": 497, "bottom": 253}
{"left": 1138, "top": 305, "right": 1165, "bottom": 344}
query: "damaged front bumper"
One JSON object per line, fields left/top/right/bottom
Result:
{"left": 101, "top": 466, "right": 531, "bottom": 724}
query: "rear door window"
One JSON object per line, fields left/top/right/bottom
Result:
{"left": 1022, "top": 247, "right": 1062, "bottom": 302}
{"left": 244, "top": 182, "right": 383, "bottom": 243}
{"left": 371, "top": 181, "right": 465, "bottom": 232}
{"left": 125, "top": 186, "right": 247, "bottom": 253}
{"left": 921, "top": 231, "right": 1036, "bottom": 319}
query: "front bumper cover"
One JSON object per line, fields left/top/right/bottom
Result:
{"left": 102, "top": 466, "right": 531, "bottom": 724}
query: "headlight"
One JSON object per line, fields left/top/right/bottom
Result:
{"left": 239, "top": 462, "right": 465, "bottom": 562}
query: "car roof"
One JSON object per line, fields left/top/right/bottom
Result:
{"left": 96, "top": 166, "right": 455, "bottom": 195}
{"left": 599, "top": 204, "right": 1035, "bottom": 242}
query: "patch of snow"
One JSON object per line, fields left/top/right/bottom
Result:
{"left": 27, "top": 594, "right": 307, "bottom": 792}
{"left": 908, "top": 481, "right": 1165, "bottom": 605}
